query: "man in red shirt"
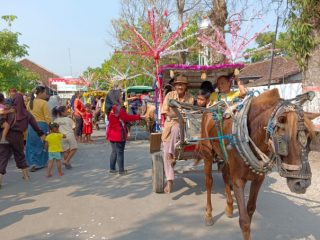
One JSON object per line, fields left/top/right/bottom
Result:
{"left": 73, "top": 92, "right": 85, "bottom": 143}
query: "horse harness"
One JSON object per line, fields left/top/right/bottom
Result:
{"left": 232, "top": 92, "right": 313, "bottom": 178}
{"left": 265, "top": 100, "right": 311, "bottom": 179}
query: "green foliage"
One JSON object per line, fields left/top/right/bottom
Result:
{"left": 0, "top": 15, "right": 38, "bottom": 93}
{"left": 244, "top": 31, "right": 290, "bottom": 63}
{"left": 285, "top": 0, "right": 320, "bottom": 70}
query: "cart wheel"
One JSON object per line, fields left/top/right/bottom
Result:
{"left": 152, "top": 152, "right": 165, "bottom": 193}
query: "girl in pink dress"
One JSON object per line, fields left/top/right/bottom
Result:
{"left": 82, "top": 104, "right": 93, "bottom": 143}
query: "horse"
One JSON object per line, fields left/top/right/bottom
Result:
{"left": 140, "top": 103, "right": 156, "bottom": 133}
{"left": 197, "top": 89, "right": 318, "bottom": 240}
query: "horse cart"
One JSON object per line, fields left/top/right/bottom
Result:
{"left": 150, "top": 63, "right": 243, "bottom": 193}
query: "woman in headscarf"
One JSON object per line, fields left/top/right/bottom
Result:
{"left": 48, "top": 95, "right": 62, "bottom": 119}
{"left": 26, "top": 86, "right": 51, "bottom": 172}
{"left": 0, "top": 91, "right": 45, "bottom": 187}
{"left": 105, "top": 89, "right": 142, "bottom": 175}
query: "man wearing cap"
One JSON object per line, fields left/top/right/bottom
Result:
{"left": 161, "top": 74, "right": 194, "bottom": 193}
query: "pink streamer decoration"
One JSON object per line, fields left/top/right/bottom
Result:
{"left": 199, "top": 13, "right": 269, "bottom": 63}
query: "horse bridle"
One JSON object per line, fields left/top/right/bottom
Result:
{"left": 266, "top": 100, "right": 312, "bottom": 180}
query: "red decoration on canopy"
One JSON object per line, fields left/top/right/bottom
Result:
{"left": 118, "top": 8, "right": 188, "bottom": 106}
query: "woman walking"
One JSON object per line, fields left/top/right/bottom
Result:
{"left": 105, "top": 89, "right": 141, "bottom": 175}
{"left": 26, "top": 86, "right": 51, "bottom": 172}
{"left": 0, "top": 92, "right": 45, "bottom": 187}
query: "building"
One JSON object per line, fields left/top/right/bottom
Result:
{"left": 19, "top": 58, "right": 60, "bottom": 94}
{"left": 239, "top": 56, "right": 302, "bottom": 99}
{"left": 239, "top": 56, "right": 302, "bottom": 86}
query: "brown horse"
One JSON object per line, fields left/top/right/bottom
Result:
{"left": 198, "top": 89, "right": 317, "bottom": 240}
{"left": 140, "top": 103, "right": 156, "bottom": 133}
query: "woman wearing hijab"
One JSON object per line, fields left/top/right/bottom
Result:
{"left": 26, "top": 86, "right": 51, "bottom": 172}
{"left": 48, "top": 95, "right": 62, "bottom": 119}
{"left": 105, "top": 89, "right": 142, "bottom": 175}
{"left": 0, "top": 91, "right": 45, "bottom": 187}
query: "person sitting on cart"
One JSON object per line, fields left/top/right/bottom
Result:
{"left": 161, "top": 74, "right": 194, "bottom": 193}
{"left": 210, "top": 69, "right": 246, "bottom": 105}
{"left": 127, "top": 93, "right": 140, "bottom": 115}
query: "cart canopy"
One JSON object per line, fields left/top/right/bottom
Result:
{"left": 126, "top": 86, "right": 154, "bottom": 94}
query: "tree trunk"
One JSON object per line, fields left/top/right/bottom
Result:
{"left": 207, "top": 0, "right": 227, "bottom": 64}
{"left": 176, "top": 0, "right": 187, "bottom": 64}
{"left": 303, "top": 30, "right": 320, "bottom": 129}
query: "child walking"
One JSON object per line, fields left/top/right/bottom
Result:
{"left": 52, "top": 106, "right": 77, "bottom": 169}
{"left": 83, "top": 103, "right": 93, "bottom": 143}
{"left": 45, "top": 123, "right": 65, "bottom": 177}
{"left": 0, "top": 93, "right": 15, "bottom": 144}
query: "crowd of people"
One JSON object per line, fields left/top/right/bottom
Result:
{"left": 0, "top": 86, "right": 149, "bottom": 187}
{"left": 0, "top": 70, "right": 244, "bottom": 193}
{"left": 0, "top": 86, "right": 109, "bottom": 187}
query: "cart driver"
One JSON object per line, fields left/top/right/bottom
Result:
{"left": 161, "top": 74, "right": 194, "bottom": 193}
{"left": 210, "top": 69, "right": 247, "bottom": 105}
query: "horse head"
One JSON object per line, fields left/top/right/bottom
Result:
{"left": 267, "top": 98, "right": 318, "bottom": 194}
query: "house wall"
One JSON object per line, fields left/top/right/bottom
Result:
{"left": 248, "top": 82, "right": 320, "bottom": 132}
{"left": 248, "top": 83, "right": 302, "bottom": 99}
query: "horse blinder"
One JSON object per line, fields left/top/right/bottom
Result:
{"left": 274, "top": 135, "right": 289, "bottom": 156}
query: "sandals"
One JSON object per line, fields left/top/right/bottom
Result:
{"left": 64, "top": 163, "right": 72, "bottom": 169}
{"left": 0, "top": 139, "right": 9, "bottom": 144}
{"left": 164, "top": 181, "right": 173, "bottom": 194}
{"left": 30, "top": 165, "right": 37, "bottom": 172}
{"left": 119, "top": 170, "right": 128, "bottom": 175}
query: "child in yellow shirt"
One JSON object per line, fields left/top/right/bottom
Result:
{"left": 45, "top": 123, "right": 66, "bottom": 177}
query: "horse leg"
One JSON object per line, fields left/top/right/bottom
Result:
{"left": 247, "top": 178, "right": 264, "bottom": 222}
{"left": 204, "top": 160, "right": 214, "bottom": 226}
{"left": 233, "top": 178, "right": 251, "bottom": 240}
{"left": 221, "top": 164, "right": 233, "bottom": 218}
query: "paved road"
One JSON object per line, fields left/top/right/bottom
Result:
{"left": 0, "top": 129, "right": 319, "bottom": 240}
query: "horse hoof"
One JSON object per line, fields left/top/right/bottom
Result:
{"left": 224, "top": 207, "right": 233, "bottom": 218}
{"left": 204, "top": 216, "right": 214, "bottom": 226}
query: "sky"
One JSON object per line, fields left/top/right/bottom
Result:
{"left": 0, "top": 0, "right": 120, "bottom": 77}
{"left": 0, "top": 0, "right": 284, "bottom": 78}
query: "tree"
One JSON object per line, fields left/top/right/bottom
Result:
{"left": 207, "top": 0, "right": 228, "bottom": 64}
{"left": 0, "top": 15, "right": 38, "bottom": 93}
{"left": 285, "top": 0, "right": 320, "bottom": 113}
{"left": 244, "top": 32, "right": 290, "bottom": 63}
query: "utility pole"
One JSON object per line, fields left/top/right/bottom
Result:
{"left": 68, "top": 48, "right": 73, "bottom": 77}
{"left": 267, "top": 16, "right": 280, "bottom": 89}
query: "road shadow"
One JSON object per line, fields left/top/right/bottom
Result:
{"left": 0, "top": 207, "right": 49, "bottom": 230}
{"left": 0, "top": 141, "right": 153, "bottom": 212}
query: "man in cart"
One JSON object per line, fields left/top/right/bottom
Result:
{"left": 161, "top": 74, "right": 194, "bottom": 193}
{"left": 210, "top": 69, "right": 247, "bottom": 104}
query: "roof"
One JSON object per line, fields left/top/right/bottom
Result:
{"left": 19, "top": 58, "right": 61, "bottom": 91}
{"left": 239, "top": 56, "right": 301, "bottom": 87}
